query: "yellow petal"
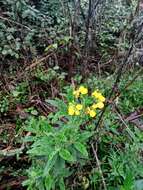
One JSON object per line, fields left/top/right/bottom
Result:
{"left": 75, "top": 110, "right": 80, "bottom": 115}
{"left": 73, "top": 90, "right": 80, "bottom": 98}
{"left": 98, "top": 95, "right": 105, "bottom": 102}
{"left": 68, "top": 110, "right": 74, "bottom": 115}
{"left": 89, "top": 110, "right": 96, "bottom": 118}
{"left": 92, "top": 91, "right": 100, "bottom": 98}
{"left": 79, "top": 86, "right": 88, "bottom": 95}
{"left": 76, "top": 104, "right": 83, "bottom": 110}
{"left": 96, "top": 102, "right": 104, "bottom": 109}
{"left": 91, "top": 103, "right": 98, "bottom": 109}
{"left": 68, "top": 106, "right": 75, "bottom": 115}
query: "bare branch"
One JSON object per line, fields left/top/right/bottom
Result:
{"left": 0, "top": 15, "right": 32, "bottom": 31}
{"left": 91, "top": 143, "right": 107, "bottom": 190}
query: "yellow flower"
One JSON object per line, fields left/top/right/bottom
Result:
{"left": 96, "top": 102, "right": 104, "bottom": 109}
{"left": 76, "top": 104, "right": 83, "bottom": 110}
{"left": 73, "top": 90, "right": 80, "bottom": 98}
{"left": 75, "top": 110, "right": 80, "bottom": 116}
{"left": 91, "top": 103, "right": 98, "bottom": 109}
{"left": 92, "top": 90, "right": 99, "bottom": 98}
{"left": 68, "top": 106, "right": 75, "bottom": 115}
{"left": 89, "top": 110, "right": 96, "bottom": 118}
{"left": 79, "top": 86, "right": 88, "bottom": 95}
{"left": 98, "top": 95, "right": 105, "bottom": 102}
{"left": 92, "top": 90, "right": 105, "bottom": 102}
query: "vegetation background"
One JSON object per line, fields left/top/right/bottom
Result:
{"left": 0, "top": 0, "right": 143, "bottom": 189}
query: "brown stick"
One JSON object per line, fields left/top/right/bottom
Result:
{"left": 91, "top": 143, "right": 107, "bottom": 190}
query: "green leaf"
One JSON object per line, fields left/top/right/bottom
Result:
{"left": 74, "top": 142, "right": 88, "bottom": 157}
{"left": 12, "top": 90, "right": 20, "bottom": 97}
{"left": 52, "top": 43, "right": 58, "bottom": 49}
{"left": 45, "top": 174, "right": 54, "bottom": 190}
{"left": 31, "top": 110, "right": 38, "bottom": 116}
{"left": 44, "top": 149, "right": 59, "bottom": 176}
{"left": 46, "top": 99, "right": 66, "bottom": 109}
{"left": 59, "top": 148, "right": 74, "bottom": 162}
{"left": 79, "top": 131, "right": 93, "bottom": 141}
{"left": 59, "top": 178, "right": 65, "bottom": 190}
{"left": 120, "top": 173, "right": 134, "bottom": 190}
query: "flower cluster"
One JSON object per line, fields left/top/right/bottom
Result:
{"left": 68, "top": 103, "right": 83, "bottom": 116}
{"left": 86, "top": 90, "right": 105, "bottom": 117}
{"left": 73, "top": 86, "right": 88, "bottom": 98}
{"left": 68, "top": 86, "right": 105, "bottom": 118}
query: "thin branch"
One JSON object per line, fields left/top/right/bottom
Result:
{"left": 114, "top": 107, "right": 136, "bottom": 141}
{"left": 83, "top": 0, "right": 101, "bottom": 73}
{"left": 0, "top": 15, "right": 32, "bottom": 31}
{"left": 84, "top": 0, "right": 92, "bottom": 50}
{"left": 91, "top": 143, "right": 107, "bottom": 190}
{"left": 91, "top": 0, "right": 101, "bottom": 18}
{"left": 82, "top": 0, "right": 92, "bottom": 73}
{"left": 64, "top": 1, "right": 74, "bottom": 37}
{"left": 59, "top": 0, "right": 67, "bottom": 20}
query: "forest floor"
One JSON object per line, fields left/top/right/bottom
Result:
{"left": 0, "top": 58, "right": 143, "bottom": 189}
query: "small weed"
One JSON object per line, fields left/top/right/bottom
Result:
{"left": 23, "top": 85, "right": 106, "bottom": 190}
{"left": 0, "top": 95, "right": 9, "bottom": 114}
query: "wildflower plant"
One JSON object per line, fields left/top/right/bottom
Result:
{"left": 23, "top": 85, "right": 106, "bottom": 190}
{"left": 68, "top": 86, "right": 105, "bottom": 118}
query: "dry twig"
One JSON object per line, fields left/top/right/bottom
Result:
{"left": 91, "top": 143, "right": 107, "bottom": 190}
{"left": 0, "top": 15, "right": 32, "bottom": 31}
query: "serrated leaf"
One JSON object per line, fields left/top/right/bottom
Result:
{"left": 74, "top": 142, "right": 88, "bottom": 157}
{"left": 59, "top": 149, "right": 74, "bottom": 162}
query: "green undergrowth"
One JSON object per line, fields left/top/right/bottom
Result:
{"left": 18, "top": 71, "right": 143, "bottom": 190}
{"left": 0, "top": 70, "right": 142, "bottom": 189}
